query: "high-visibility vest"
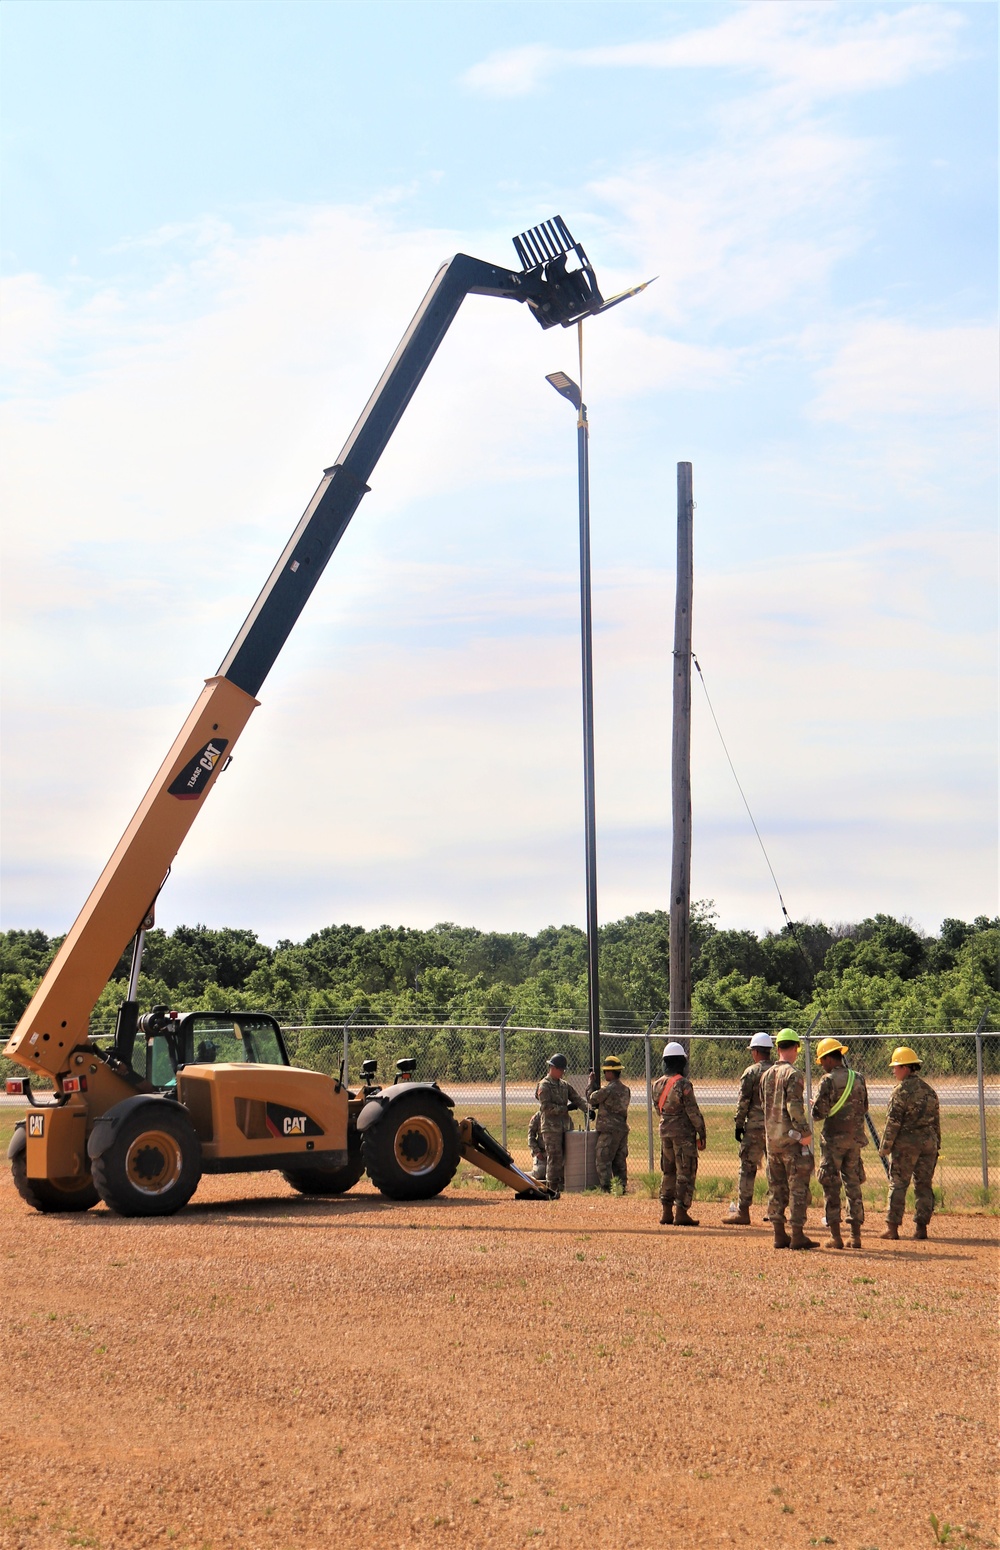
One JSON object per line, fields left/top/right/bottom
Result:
{"left": 827, "top": 1067, "right": 856, "bottom": 1118}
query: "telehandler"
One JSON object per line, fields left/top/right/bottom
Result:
{"left": 5, "top": 217, "right": 640, "bottom": 1216}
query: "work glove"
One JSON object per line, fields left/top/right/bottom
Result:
{"left": 734, "top": 1124, "right": 745, "bottom": 1143}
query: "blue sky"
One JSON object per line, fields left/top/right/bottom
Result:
{"left": 1, "top": 1, "right": 996, "bottom": 942}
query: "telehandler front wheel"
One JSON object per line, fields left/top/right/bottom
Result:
{"left": 362, "top": 1092, "right": 460, "bottom": 1200}
{"left": 11, "top": 1147, "right": 99, "bottom": 1213}
{"left": 91, "top": 1106, "right": 202, "bottom": 1217}
{"left": 282, "top": 1127, "right": 365, "bottom": 1196}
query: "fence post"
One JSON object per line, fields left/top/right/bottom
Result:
{"left": 498, "top": 1010, "right": 513, "bottom": 1152}
{"left": 802, "top": 1012, "right": 822, "bottom": 1114}
{"left": 342, "top": 1008, "right": 359, "bottom": 1086}
{"left": 974, "top": 1010, "right": 989, "bottom": 1194}
{"left": 643, "top": 1012, "right": 663, "bottom": 1172}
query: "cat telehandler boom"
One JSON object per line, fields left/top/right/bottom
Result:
{"left": 5, "top": 218, "right": 642, "bottom": 1217}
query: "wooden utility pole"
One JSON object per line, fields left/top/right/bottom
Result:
{"left": 669, "top": 463, "right": 693, "bottom": 1042}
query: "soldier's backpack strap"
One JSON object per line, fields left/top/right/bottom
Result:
{"left": 826, "top": 1068, "right": 856, "bottom": 1118}
{"left": 656, "top": 1074, "right": 683, "bottom": 1115}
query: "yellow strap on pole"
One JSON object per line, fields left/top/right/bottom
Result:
{"left": 577, "top": 318, "right": 586, "bottom": 428}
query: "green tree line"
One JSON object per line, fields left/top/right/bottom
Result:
{"left": 1, "top": 908, "right": 996, "bottom": 1048}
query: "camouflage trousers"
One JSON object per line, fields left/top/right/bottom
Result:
{"left": 528, "top": 1114, "right": 546, "bottom": 1178}
{"left": 766, "top": 1143, "right": 814, "bottom": 1228}
{"left": 595, "top": 1128, "right": 628, "bottom": 1190}
{"left": 887, "top": 1136, "right": 939, "bottom": 1226}
{"left": 659, "top": 1136, "right": 698, "bottom": 1210}
{"left": 737, "top": 1129, "right": 766, "bottom": 1213}
{"left": 542, "top": 1128, "right": 568, "bottom": 1192}
{"left": 818, "top": 1136, "right": 866, "bottom": 1224}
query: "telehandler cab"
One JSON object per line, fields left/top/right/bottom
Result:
{"left": 5, "top": 216, "right": 644, "bottom": 1216}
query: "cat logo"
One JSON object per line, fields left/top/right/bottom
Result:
{"left": 283, "top": 1114, "right": 308, "bottom": 1136}
{"left": 28, "top": 1113, "right": 45, "bottom": 1138}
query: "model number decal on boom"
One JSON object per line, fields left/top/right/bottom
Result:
{"left": 264, "top": 1104, "right": 323, "bottom": 1139}
{"left": 168, "top": 740, "right": 229, "bottom": 800}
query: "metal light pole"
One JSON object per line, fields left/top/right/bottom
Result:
{"left": 547, "top": 347, "right": 600, "bottom": 1081}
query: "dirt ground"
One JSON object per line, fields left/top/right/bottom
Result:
{"left": 2, "top": 1170, "right": 996, "bottom": 1550}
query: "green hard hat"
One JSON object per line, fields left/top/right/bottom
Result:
{"left": 773, "top": 1028, "right": 801, "bottom": 1046}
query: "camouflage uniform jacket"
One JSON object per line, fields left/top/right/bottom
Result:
{"left": 651, "top": 1074, "right": 706, "bottom": 1144}
{"left": 812, "top": 1065, "right": 869, "bottom": 1144}
{"left": 761, "top": 1061, "right": 810, "bottom": 1150}
{"left": 734, "top": 1060, "right": 771, "bottom": 1132}
{"left": 880, "top": 1074, "right": 941, "bottom": 1151}
{"left": 586, "top": 1077, "right": 631, "bottom": 1133}
{"left": 536, "top": 1076, "right": 587, "bottom": 1133}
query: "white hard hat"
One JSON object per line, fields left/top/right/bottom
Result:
{"left": 662, "top": 1041, "right": 687, "bottom": 1059}
{"left": 749, "top": 1032, "right": 774, "bottom": 1050}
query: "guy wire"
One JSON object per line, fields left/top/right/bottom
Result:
{"left": 691, "top": 651, "right": 812, "bottom": 968}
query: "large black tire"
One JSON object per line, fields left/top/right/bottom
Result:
{"left": 362, "top": 1092, "right": 460, "bottom": 1200}
{"left": 91, "top": 1105, "right": 202, "bottom": 1217}
{"left": 282, "top": 1127, "right": 365, "bottom": 1196}
{"left": 11, "top": 1147, "right": 99, "bottom": 1213}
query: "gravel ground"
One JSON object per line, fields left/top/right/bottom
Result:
{"left": 2, "top": 1170, "right": 996, "bottom": 1550}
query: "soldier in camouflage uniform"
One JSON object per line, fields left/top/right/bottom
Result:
{"left": 651, "top": 1041, "right": 706, "bottom": 1226}
{"left": 586, "top": 1056, "right": 630, "bottom": 1192}
{"left": 811, "top": 1037, "right": 869, "bottom": 1250}
{"left": 723, "top": 1031, "right": 774, "bottom": 1225}
{"left": 527, "top": 1108, "right": 546, "bottom": 1180}
{"left": 761, "top": 1029, "right": 816, "bottom": 1250}
{"left": 879, "top": 1046, "right": 941, "bottom": 1241}
{"left": 537, "top": 1053, "right": 587, "bottom": 1196}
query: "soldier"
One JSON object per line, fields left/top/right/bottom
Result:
{"left": 723, "top": 1031, "right": 773, "bottom": 1225}
{"left": 537, "top": 1053, "right": 587, "bottom": 1197}
{"left": 761, "top": 1029, "right": 816, "bottom": 1251}
{"left": 879, "top": 1045, "right": 941, "bottom": 1241}
{"left": 811, "top": 1036, "right": 869, "bottom": 1250}
{"left": 586, "top": 1055, "right": 631, "bottom": 1193}
{"left": 651, "top": 1041, "right": 706, "bottom": 1226}
{"left": 527, "top": 1108, "right": 546, "bottom": 1181}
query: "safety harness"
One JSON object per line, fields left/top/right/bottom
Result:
{"left": 826, "top": 1067, "right": 856, "bottom": 1118}
{"left": 656, "top": 1074, "right": 683, "bottom": 1115}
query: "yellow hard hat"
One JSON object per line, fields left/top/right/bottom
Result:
{"left": 601, "top": 1055, "right": 622, "bottom": 1072}
{"left": 890, "top": 1046, "right": 921, "bottom": 1068}
{"left": 815, "top": 1037, "right": 848, "bottom": 1060}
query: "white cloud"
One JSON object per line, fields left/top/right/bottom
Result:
{"left": 461, "top": 4, "right": 963, "bottom": 101}
{"left": 809, "top": 319, "right": 999, "bottom": 423}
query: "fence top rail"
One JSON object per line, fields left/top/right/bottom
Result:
{"left": 280, "top": 1022, "right": 992, "bottom": 1042}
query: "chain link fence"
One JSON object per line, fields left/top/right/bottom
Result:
{"left": 281, "top": 1016, "right": 999, "bottom": 1212}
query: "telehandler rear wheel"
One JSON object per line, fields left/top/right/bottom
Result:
{"left": 91, "top": 1105, "right": 202, "bottom": 1217}
{"left": 11, "top": 1148, "right": 99, "bottom": 1213}
{"left": 362, "top": 1091, "right": 460, "bottom": 1200}
{"left": 282, "top": 1127, "right": 365, "bottom": 1195}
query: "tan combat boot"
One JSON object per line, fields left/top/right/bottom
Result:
{"left": 674, "top": 1205, "right": 700, "bottom": 1227}
{"left": 772, "top": 1221, "right": 790, "bottom": 1249}
{"left": 880, "top": 1222, "right": 899, "bottom": 1240}
{"left": 723, "top": 1207, "right": 752, "bottom": 1225}
{"left": 913, "top": 1222, "right": 928, "bottom": 1240}
{"left": 849, "top": 1222, "right": 863, "bottom": 1249}
{"left": 826, "top": 1221, "right": 844, "bottom": 1249}
{"left": 659, "top": 1201, "right": 673, "bottom": 1225}
{"left": 789, "top": 1226, "right": 817, "bottom": 1250}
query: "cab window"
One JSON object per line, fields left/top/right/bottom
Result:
{"left": 185, "top": 1016, "right": 288, "bottom": 1067}
{"left": 147, "top": 1035, "right": 177, "bottom": 1088}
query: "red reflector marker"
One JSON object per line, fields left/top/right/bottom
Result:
{"left": 62, "top": 1075, "right": 88, "bottom": 1093}
{"left": 5, "top": 1077, "right": 26, "bottom": 1095}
